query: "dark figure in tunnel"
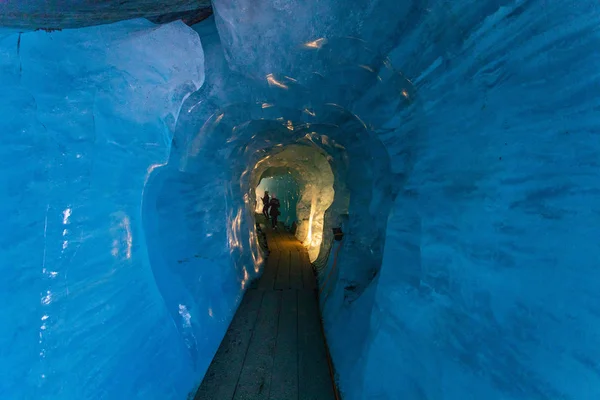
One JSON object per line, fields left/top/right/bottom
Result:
{"left": 269, "top": 195, "right": 281, "bottom": 229}
{"left": 262, "top": 191, "right": 270, "bottom": 218}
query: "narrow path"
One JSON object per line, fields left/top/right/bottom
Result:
{"left": 195, "top": 220, "right": 336, "bottom": 400}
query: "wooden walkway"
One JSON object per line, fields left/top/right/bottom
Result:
{"left": 195, "top": 221, "right": 336, "bottom": 400}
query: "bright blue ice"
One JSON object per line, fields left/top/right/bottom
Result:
{"left": 2, "top": 0, "right": 600, "bottom": 399}
{"left": 0, "top": 20, "right": 215, "bottom": 399}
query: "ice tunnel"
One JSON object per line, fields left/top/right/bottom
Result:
{"left": 255, "top": 172, "right": 301, "bottom": 228}
{"left": 1, "top": 0, "right": 600, "bottom": 399}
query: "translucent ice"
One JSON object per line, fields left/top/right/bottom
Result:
{"left": 209, "top": 0, "right": 600, "bottom": 399}
{"left": 0, "top": 19, "right": 208, "bottom": 399}
{"left": 2, "top": 0, "right": 600, "bottom": 399}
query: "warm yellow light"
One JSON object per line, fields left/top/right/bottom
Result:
{"left": 266, "top": 73, "right": 288, "bottom": 89}
{"left": 304, "top": 38, "right": 326, "bottom": 49}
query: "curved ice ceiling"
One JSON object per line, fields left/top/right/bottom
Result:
{"left": 0, "top": 0, "right": 212, "bottom": 29}
{"left": 1, "top": 0, "right": 600, "bottom": 399}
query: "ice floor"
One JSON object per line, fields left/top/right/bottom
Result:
{"left": 1, "top": 1, "right": 600, "bottom": 399}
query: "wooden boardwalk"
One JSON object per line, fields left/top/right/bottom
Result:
{"left": 195, "top": 221, "right": 337, "bottom": 400}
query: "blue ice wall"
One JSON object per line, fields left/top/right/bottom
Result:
{"left": 334, "top": 2, "right": 600, "bottom": 400}
{"left": 2, "top": 0, "right": 600, "bottom": 399}
{"left": 142, "top": 166, "right": 243, "bottom": 380}
{"left": 363, "top": 2, "right": 600, "bottom": 399}
{"left": 211, "top": 0, "right": 600, "bottom": 399}
{"left": 0, "top": 20, "right": 223, "bottom": 399}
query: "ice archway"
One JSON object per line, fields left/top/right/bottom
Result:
{"left": 251, "top": 144, "right": 336, "bottom": 261}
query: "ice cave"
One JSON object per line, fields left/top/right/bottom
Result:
{"left": 1, "top": 0, "right": 599, "bottom": 399}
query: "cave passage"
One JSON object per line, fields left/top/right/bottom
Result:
{"left": 1, "top": 2, "right": 599, "bottom": 400}
{"left": 195, "top": 218, "right": 336, "bottom": 400}
{"left": 251, "top": 144, "right": 336, "bottom": 261}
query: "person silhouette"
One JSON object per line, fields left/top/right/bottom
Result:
{"left": 261, "top": 191, "right": 270, "bottom": 219}
{"left": 269, "top": 194, "right": 281, "bottom": 229}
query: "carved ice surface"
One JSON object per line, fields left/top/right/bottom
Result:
{"left": 0, "top": 19, "right": 207, "bottom": 399}
{"left": 2, "top": 0, "right": 600, "bottom": 399}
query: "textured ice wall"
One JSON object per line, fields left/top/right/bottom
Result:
{"left": 4, "top": 1, "right": 598, "bottom": 398}
{"left": 212, "top": 0, "right": 600, "bottom": 399}
{"left": 0, "top": 20, "right": 211, "bottom": 399}
{"left": 212, "top": 0, "right": 409, "bottom": 80}
{"left": 142, "top": 165, "right": 244, "bottom": 385}
{"left": 363, "top": 2, "right": 600, "bottom": 399}
{"left": 357, "top": 2, "right": 600, "bottom": 400}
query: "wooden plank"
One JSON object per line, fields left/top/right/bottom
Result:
{"left": 283, "top": 232, "right": 302, "bottom": 251}
{"left": 195, "top": 290, "right": 265, "bottom": 400}
{"left": 273, "top": 230, "right": 286, "bottom": 250}
{"left": 297, "top": 290, "right": 335, "bottom": 400}
{"left": 269, "top": 290, "right": 299, "bottom": 400}
{"left": 257, "top": 252, "right": 280, "bottom": 290}
{"left": 268, "top": 232, "right": 279, "bottom": 252}
{"left": 233, "top": 290, "right": 281, "bottom": 400}
{"left": 300, "top": 251, "right": 316, "bottom": 290}
{"left": 274, "top": 250, "right": 290, "bottom": 290}
{"left": 279, "top": 232, "right": 293, "bottom": 248}
{"left": 289, "top": 250, "right": 303, "bottom": 289}
{"left": 197, "top": 227, "right": 335, "bottom": 400}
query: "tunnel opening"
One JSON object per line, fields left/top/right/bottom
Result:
{"left": 254, "top": 171, "right": 300, "bottom": 228}
{"left": 137, "top": 24, "right": 411, "bottom": 396}
{"left": 141, "top": 81, "right": 403, "bottom": 389}
{"left": 0, "top": 12, "right": 421, "bottom": 400}
{"left": 250, "top": 144, "right": 336, "bottom": 262}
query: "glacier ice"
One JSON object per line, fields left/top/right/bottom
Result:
{"left": 0, "top": 19, "right": 209, "bottom": 399}
{"left": 2, "top": 0, "right": 600, "bottom": 399}
{"left": 0, "top": 1, "right": 211, "bottom": 29}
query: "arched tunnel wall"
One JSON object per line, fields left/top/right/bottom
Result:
{"left": 0, "top": 20, "right": 207, "bottom": 398}
{"left": 1, "top": 1, "right": 600, "bottom": 400}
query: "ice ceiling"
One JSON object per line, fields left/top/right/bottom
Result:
{"left": 0, "top": 0, "right": 212, "bottom": 29}
{"left": 1, "top": 0, "right": 600, "bottom": 399}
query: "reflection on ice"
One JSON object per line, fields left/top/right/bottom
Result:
{"left": 41, "top": 291, "right": 52, "bottom": 305}
{"left": 266, "top": 73, "right": 289, "bottom": 89}
{"left": 110, "top": 213, "right": 133, "bottom": 260}
{"left": 62, "top": 208, "right": 71, "bottom": 225}
{"left": 178, "top": 304, "right": 192, "bottom": 328}
{"left": 303, "top": 38, "right": 327, "bottom": 49}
